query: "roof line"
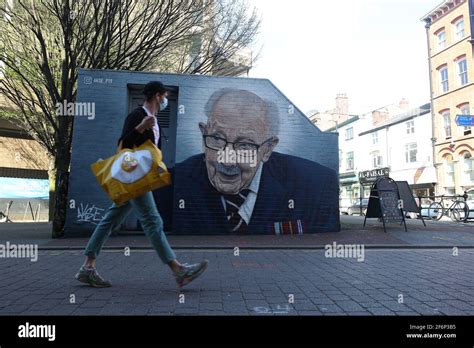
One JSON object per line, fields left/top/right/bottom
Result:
{"left": 78, "top": 67, "right": 269, "bottom": 83}
{"left": 358, "top": 107, "right": 431, "bottom": 136}
{"left": 326, "top": 116, "right": 360, "bottom": 132}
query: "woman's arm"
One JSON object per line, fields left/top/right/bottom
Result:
{"left": 119, "top": 110, "right": 155, "bottom": 148}
{"left": 119, "top": 112, "right": 142, "bottom": 147}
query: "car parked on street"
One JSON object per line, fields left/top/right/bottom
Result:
{"left": 347, "top": 198, "right": 369, "bottom": 216}
{"left": 418, "top": 198, "right": 436, "bottom": 219}
{"left": 339, "top": 197, "right": 352, "bottom": 215}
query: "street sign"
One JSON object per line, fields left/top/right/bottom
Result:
{"left": 455, "top": 114, "right": 474, "bottom": 127}
{"left": 359, "top": 167, "right": 389, "bottom": 184}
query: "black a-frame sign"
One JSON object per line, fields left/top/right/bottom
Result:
{"left": 363, "top": 177, "right": 407, "bottom": 232}
{"left": 395, "top": 181, "right": 426, "bottom": 227}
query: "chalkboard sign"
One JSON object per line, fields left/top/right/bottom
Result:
{"left": 366, "top": 188, "right": 382, "bottom": 218}
{"left": 364, "top": 177, "right": 407, "bottom": 232}
{"left": 379, "top": 191, "right": 403, "bottom": 223}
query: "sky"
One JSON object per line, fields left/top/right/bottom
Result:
{"left": 247, "top": 0, "right": 443, "bottom": 115}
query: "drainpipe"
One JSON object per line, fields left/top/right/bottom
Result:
{"left": 424, "top": 17, "right": 437, "bottom": 195}
{"left": 385, "top": 127, "right": 389, "bottom": 173}
{"left": 469, "top": 0, "right": 474, "bottom": 45}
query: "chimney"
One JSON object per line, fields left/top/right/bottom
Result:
{"left": 333, "top": 93, "right": 349, "bottom": 124}
{"left": 335, "top": 93, "right": 349, "bottom": 116}
{"left": 372, "top": 109, "right": 390, "bottom": 126}
{"left": 399, "top": 98, "right": 409, "bottom": 110}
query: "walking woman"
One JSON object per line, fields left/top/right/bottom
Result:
{"left": 75, "top": 81, "right": 208, "bottom": 288}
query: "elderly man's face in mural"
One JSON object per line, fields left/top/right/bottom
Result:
{"left": 199, "top": 91, "right": 279, "bottom": 195}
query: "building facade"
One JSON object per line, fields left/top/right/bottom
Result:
{"left": 358, "top": 104, "right": 436, "bottom": 199}
{"left": 327, "top": 102, "right": 435, "bottom": 212}
{"left": 331, "top": 116, "right": 369, "bottom": 209}
{"left": 422, "top": 0, "right": 474, "bottom": 195}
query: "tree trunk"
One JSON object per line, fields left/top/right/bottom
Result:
{"left": 52, "top": 146, "right": 71, "bottom": 238}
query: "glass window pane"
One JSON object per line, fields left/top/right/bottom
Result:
{"left": 458, "top": 59, "right": 468, "bottom": 85}
{"left": 443, "top": 113, "right": 452, "bottom": 138}
{"left": 440, "top": 67, "right": 449, "bottom": 92}
{"left": 438, "top": 31, "right": 446, "bottom": 48}
{"left": 456, "top": 19, "right": 465, "bottom": 38}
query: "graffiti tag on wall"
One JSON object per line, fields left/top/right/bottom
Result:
{"left": 76, "top": 203, "right": 104, "bottom": 225}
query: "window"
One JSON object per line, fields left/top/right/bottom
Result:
{"left": 457, "top": 57, "right": 468, "bottom": 86}
{"left": 442, "top": 111, "right": 452, "bottom": 138}
{"left": 406, "top": 120, "right": 415, "bottom": 134}
{"left": 345, "top": 127, "right": 353, "bottom": 140}
{"left": 459, "top": 103, "right": 471, "bottom": 135}
{"left": 463, "top": 153, "right": 474, "bottom": 183}
{"left": 405, "top": 143, "right": 417, "bottom": 163}
{"left": 439, "top": 66, "right": 449, "bottom": 93}
{"left": 445, "top": 155, "right": 455, "bottom": 186}
{"left": 445, "top": 188, "right": 456, "bottom": 195}
{"left": 371, "top": 151, "right": 383, "bottom": 168}
{"left": 372, "top": 132, "right": 378, "bottom": 145}
{"left": 437, "top": 29, "right": 447, "bottom": 49}
{"left": 453, "top": 18, "right": 465, "bottom": 40}
{"left": 346, "top": 151, "right": 354, "bottom": 171}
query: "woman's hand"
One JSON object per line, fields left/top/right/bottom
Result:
{"left": 135, "top": 115, "right": 155, "bottom": 133}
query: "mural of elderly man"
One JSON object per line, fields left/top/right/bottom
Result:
{"left": 173, "top": 89, "right": 340, "bottom": 234}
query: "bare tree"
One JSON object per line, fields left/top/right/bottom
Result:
{"left": 157, "top": 0, "right": 261, "bottom": 76}
{"left": 0, "top": 0, "right": 261, "bottom": 237}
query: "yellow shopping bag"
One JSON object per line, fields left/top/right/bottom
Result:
{"left": 90, "top": 139, "right": 171, "bottom": 206}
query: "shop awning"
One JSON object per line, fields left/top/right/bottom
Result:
{"left": 339, "top": 177, "right": 358, "bottom": 185}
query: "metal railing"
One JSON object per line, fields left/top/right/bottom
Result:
{"left": 341, "top": 191, "right": 471, "bottom": 223}
{"left": 0, "top": 200, "right": 45, "bottom": 223}
{"left": 415, "top": 191, "right": 470, "bottom": 223}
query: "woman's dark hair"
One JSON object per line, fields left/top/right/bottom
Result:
{"left": 142, "top": 81, "right": 168, "bottom": 101}
{"left": 144, "top": 93, "right": 156, "bottom": 102}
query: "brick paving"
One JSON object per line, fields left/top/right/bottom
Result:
{"left": 0, "top": 248, "right": 473, "bottom": 316}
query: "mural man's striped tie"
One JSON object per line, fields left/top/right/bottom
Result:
{"left": 223, "top": 189, "right": 251, "bottom": 232}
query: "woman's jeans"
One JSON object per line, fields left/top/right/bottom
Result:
{"left": 83, "top": 191, "right": 176, "bottom": 264}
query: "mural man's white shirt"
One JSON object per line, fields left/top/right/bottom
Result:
{"left": 220, "top": 163, "right": 263, "bottom": 225}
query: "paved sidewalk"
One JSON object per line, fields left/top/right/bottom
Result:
{"left": 0, "top": 215, "right": 472, "bottom": 249}
{"left": 0, "top": 249, "right": 473, "bottom": 316}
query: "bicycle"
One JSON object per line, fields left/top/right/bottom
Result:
{"left": 427, "top": 195, "right": 469, "bottom": 222}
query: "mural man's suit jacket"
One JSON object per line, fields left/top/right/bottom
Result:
{"left": 172, "top": 152, "right": 340, "bottom": 234}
